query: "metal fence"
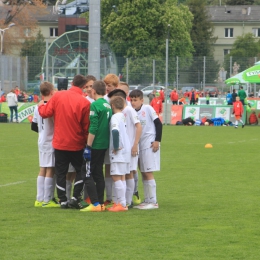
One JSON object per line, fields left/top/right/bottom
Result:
{"left": 1, "top": 40, "right": 260, "bottom": 95}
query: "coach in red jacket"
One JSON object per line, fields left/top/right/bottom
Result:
{"left": 170, "top": 88, "right": 179, "bottom": 105}
{"left": 38, "top": 74, "right": 90, "bottom": 208}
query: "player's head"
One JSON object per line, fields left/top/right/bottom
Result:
{"left": 92, "top": 80, "right": 106, "bottom": 98}
{"left": 129, "top": 89, "right": 143, "bottom": 110}
{"left": 236, "top": 96, "right": 240, "bottom": 101}
{"left": 72, "top": 74, "right": 87, "bottom": 89}
{"left": 118, "top": 82, "right": 129, "bottom": 95}
{"left": 85, "top": 75, "right": 96, "bottom": 98}
{"left": 10, "top": 88, "right": 15, "bottom": 93}
{"left": 104, "top": 74, "right": 119, "bottom": 94}
{"left": 107, "top": 89, "right": 127, "bottom": 100}
{"left": 155, "top": 92, "right": 160, "bottom": 98}
{"left": 110, "top": 96, "right": 125, "bottom": 112}
{"left": 40, "top": 81, "right": 54, "bottom": 97}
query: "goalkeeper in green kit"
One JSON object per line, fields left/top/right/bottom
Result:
{"left": 80, "top": 80, "right": 112, "bottom": 212}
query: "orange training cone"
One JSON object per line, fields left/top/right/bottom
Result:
{"left": 205, "top": 143, "right": 213, "bottom": 148}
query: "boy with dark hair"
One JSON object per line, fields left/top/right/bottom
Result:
{"left": 80, "top": 80, "right": 112, "bottom": 212}
{"left": 129, "top": 89, "right": 162, "bottom": 209}
{"left": 85, "top": 75, "right": 96, "bottom": 103}
{"left": 32, "top": 81, "right": 59, "bottom": 207}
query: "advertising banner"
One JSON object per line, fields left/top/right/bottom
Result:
{"left": 0, "top": 102, "right": 36, "bottom": 123}
{"left": 170, "top": 105, "right": 183, "bottom": 124}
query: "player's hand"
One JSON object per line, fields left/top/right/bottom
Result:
{"left": 112, "top": 147, "right": 122, "bottom": 155}
{"left": 131, "top": 144, "right": 138, "bottom": 157}
{"left": 83, "top": 145, "right": 92, "bottom": 161}
{"left": 38, "top": 100, "right": 44, "bottom": 106}
{"left": 151, "top": 141, "right": 160, "bottom": 153}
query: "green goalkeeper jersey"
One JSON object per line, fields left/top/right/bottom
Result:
{"left": 89, "top": 98, "right": 112, "bottom": 149}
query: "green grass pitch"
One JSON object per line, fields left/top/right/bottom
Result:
{"left": 1, "top": 123, "right": 260, "bottom": 259}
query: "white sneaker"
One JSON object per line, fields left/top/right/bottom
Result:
{"left": 135, "top": 202, "right": 159, "bottom": 210}
{"left": 133, "top": 201, "right": 148, "bottom": 209}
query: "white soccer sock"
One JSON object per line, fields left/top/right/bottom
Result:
{"left": 112, "top": 182, "right": 116, "bottom": 203}
{"left": 133, "top": 172, "right": 138, "bottom": 193}
{"left": 235, "top": 120, "right": 238, "bottom": 126}
{"left": 143, "top": 180, "right": 149, "bottom": 203}
{"left": 37, "top": 176, "right": 45, "bottom": 202}
{"left": 114, "top": 180, "right": 126, "bottom": 207}
{"left": 51, "top": 174, "right": 56, "bottom": 198}
{"left": 44, "top": 177, "right": 54, "bottom": 203}
{"left": 147, "top": 179, "right": 157, "bottom": 204}
{"left": 240, "top": 119, "right": 244, "bottom": 125}
{"left": 66, "top": 180, "right": 72, "bottom": 200}
{"left": 126, "top": 179, "right": 134, "bottom": 205}
{"left": 105, "top": 177, "right": 113, "bottom": 201}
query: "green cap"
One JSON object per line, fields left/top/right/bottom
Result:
{"left": 155, "top": 92, "right": 160, "bottom": 97}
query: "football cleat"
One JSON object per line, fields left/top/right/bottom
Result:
{"left": 107, "top": 203, "right": 128, "bottom": 212}
{"left": 132, "top": 191, "right": 141, "bottom": 205}
{"left": 135, "top": 202, "right": 159, "bottom": 210}
{"left": 80, "top": 203, "right": 104, "bottom": 212}
{"left": 42, "top": 200, "right": 60, "bottom": 208}
{"left": 34, "top": 201, "right": 43, "bottom": 207}
{"left": 68, "top": 197, "right": 84, "bottom": 209}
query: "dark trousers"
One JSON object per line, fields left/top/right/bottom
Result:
{"left": 55, "top": 149, "right": 84, "bottom": 202}
{"left": 82, "top": 149, "right": 106, "bottom": 204}
{"left": 9, "top": 106, "right": 18, "bottom": 121}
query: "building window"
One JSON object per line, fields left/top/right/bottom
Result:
{"left": 50, "top": 28, "right": 58, "bottom": 37}
{"left": 252, "top": 28, "right": 260, "bottom": 37}
{"left": 224, "top": 49, "right": 231, "bottom": 56}
{"left": 225, "top": 28, "right": 233, "bottom": 38}
{"left": 24, "top": 28, "right": 31, "bottom": 37}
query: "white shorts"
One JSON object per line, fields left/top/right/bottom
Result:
{"left": 130, "top": 155, "right": 138, "bottom": 171}
{"left": 104, "top": 149, "right": 110, "bottom": 164}
{"left": 110, "top": 162, "right": 130, "bottom": 176}
{"left": 68, "top": 163, "right": 75, "bottom": 173}
{"left": 39, "top": 151, "right": 55, "bottom": 167}
{"left": 139, "top": 147, "right": 160, "bottom": 172}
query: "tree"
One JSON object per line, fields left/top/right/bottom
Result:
{"left": 101, "top": 0, "right": 194, "bottom": 84}
{"left": 226, "top": 0, "right": 254, "bottom": 5}
{"left": 20, "top": 30, "right": 46, "bottom": 81}
{"left": 224, "top": 33, "right": 260, "bottom": 78}
{"left": 187, "top": 0, "right": 219, "bottom": 84}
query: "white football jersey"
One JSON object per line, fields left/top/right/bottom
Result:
{"left": 122, "top": 106, "right": 140, "bottom": 147}
{"left": 33, "top": 106, "right": 54, "bottom": 153}
{"left": 109, "top": 112, "right": 131, "bottom": 163}
{"left": 104, "top": 94, "right": 110, "bottom": 103}
{"left": 136, "top": 105, "right": 158, "bottom": 151}
{"left": 86, "top": 96, "right": 95, "bottom": 103}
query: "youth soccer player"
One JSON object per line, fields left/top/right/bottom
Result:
{"left": 233, "top": 96, "right": 245, "bottom": 128}
{"left": 108, "top": 88, "right": 142, "bottom": 207}
{"left": 129, "top": 89, "right": 162, "bottom": 209}
{"left": 32, "top": 81, "right": 59, "bottom": 208}
{"left": 107, "top": 96, "right": 131, "bottom": 212}
{"left": 80, "top": 80, "right": 112, "bottom": 212}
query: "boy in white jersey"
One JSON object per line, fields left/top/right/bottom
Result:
{"left": 107, "top": 96, "right": 131, "bottom": 212}
{"left": 108, "top": 88, "right": 142, "bottom": 207}
{"left": 118, "top": 82, "right": 141, "bottom": 205}
{"left": 103, "top": 74, "right": 119, "bottom": 206}
{"left": 129, "top": 89, "right": 162, "bottom": 209}
{"left": 32, "top": 82, "right": 59, "bottom": 208}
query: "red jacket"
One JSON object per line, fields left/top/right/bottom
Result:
{"left": 38, "top": 86, "right": 90, "bottom": 151}
{"left": 159, "top": 90, "right": 165, "bottom": 101}
{"left": 170, "top": 91, "right": 178, "bottom": 101}
{"left": 150, "top": 97, "right": 162, "bottom": 114}
{"left": 232, "top": 101, "right": 243, "bottom": 116}
{"left": 249, "top": 113, "right": 258, "bottom": 124}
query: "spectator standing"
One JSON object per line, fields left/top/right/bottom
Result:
{"left": 148, "top": 90, "right": 156, "bottom": 104}
{"left": 226, "top": 91, "right": 232, "bottom": 105}
{"left": 238, "top": 86, "right": 247, "bottom": 105}
{"left": 231, "top": 89, "right": 237, "bottom": 104}
{"left": 6, "top": 89, "right": 18, "bottom": 123}
{"left": 206, "top": 92, "right": 210, "bottom": 105}
{"left": 38, "top": 74, "right": 90, "bottom": 209}
{"left": 249, "top": 111, "right": 258, "bottom": 125}
{"left": 14, "top": 86, "right": 20, "bottom": 96}
{"left": 170, "top": 88, "right": 179, "bottom": 105}
{"left": 159, "top": 88, "right": 165, "bottom": 103}
{"left": 189, "top": 89, "right": 196, "bottom": 105}
{"left": 150, "top": 92, "right": 163, "bottom": 116}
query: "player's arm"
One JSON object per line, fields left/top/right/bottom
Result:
{"left": 31, "top": 107, "right": 39, "bottom": 133}
{"left": 112, "top": 129, "right": 120, "bottom": 153}
{"left": 87, "top": 104, "right": 98, "bottom": 146}
{"left": 38, "top": 98, "right": 55, "bottom": 118}
{"left": 131, "top": 122, "right": 142, "bottom": 156}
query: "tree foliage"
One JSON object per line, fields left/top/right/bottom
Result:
{"left": 20, "top": 30, "right": 46, "bottom": 80}
{"left": 101, "top": 0, "right": 194, "bottom": 84}
{"left": 224, "top": 33, "right": 260, "bottom": 78}
{"left": 187, "top": 0, "right": 219, "bottom": 84}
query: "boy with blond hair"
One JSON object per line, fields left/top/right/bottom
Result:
{"left": 107, "top": 96, "right": 131, "bottom": 212}
{"left": 32, "top": 82, "right": 59, "bottom": 207}
{"left": 129, "top": 89, "right": 162, "bottom": 209}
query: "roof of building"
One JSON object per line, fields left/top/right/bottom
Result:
{"left": 208, "top": 5, "right": 260, "bottom": 22}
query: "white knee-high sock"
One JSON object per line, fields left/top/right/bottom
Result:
{"left": 114, "top": 180, "right": 126, "bottom": 207}
{"left": 126, "top": 179, "right": 134, "bottom": 205}
{"left": 235, "top": 120, "right": 238, "bottom": 126}
{"left": 112, "top": 182, "right": 116, "bottom": 203}
{"left": 147, "top": 179, "right": 157, "bottom": 204}
{"left": 143, "top": 180, "right": 149, "bottom": 203}
{"left": 105, "top": 177, "right": 113, "bottom": 201}
{"left": 133, "top": 172, "right": 138, "bottom": 193}
{"left": 37, "top": 176, "right": 45, "bottom": 202}
{"left": 44, "top": 177, "right": 54, "bottom": 203}
{"left": 66, "top": 180, "right": 72, "bottom": 200}
{"left": 240, "top": 119, "right": 244, "bottom": 125}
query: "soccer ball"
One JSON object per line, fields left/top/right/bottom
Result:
{"left": 204, "top": 122, "right": 209, "bottom": 126}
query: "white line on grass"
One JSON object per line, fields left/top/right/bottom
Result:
{"left": 0, "top": 181, "right": 26, "bottom": 187}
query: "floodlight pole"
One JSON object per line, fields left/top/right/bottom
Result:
{"left": 0, "top": 23, "right": 15, "bottom": 55}
{"left": 165, "top": 24, "right": 170, "bottom": 125}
